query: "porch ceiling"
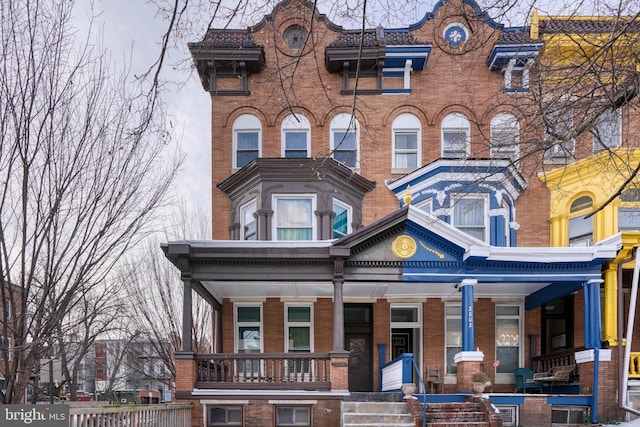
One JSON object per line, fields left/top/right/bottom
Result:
{"left": 199, "top": 279, "right": 552, "bottom": 300}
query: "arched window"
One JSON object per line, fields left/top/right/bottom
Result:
{"left": 490, "top": 113, "right": 519, "bottom": 160}
{"left": 568, "top": 195, "right": 593, "bottom": 246}
{"left": 392, "top": 113, "right": 421, "bottom": 169}
{"left": 233, "top": 114, "right": 262, "bottom": 168}
{"left": 619, "top": 188, "right": 640, "bottom": 231}
{"left": 281, "top": 114, "right": 310, "bottom": 158}
{"left": 330, "top": 113, "right": 359, "bottom": 168}
{"left": 441, "top": 113, "right": 470, "bottom": 159}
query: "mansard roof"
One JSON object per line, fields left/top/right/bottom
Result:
{"left": 539, "top": 18, "right": 640, "bottom": 34}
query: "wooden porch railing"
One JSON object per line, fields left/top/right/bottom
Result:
{"left": 531, "top": 347, "right": 582, "bottom": 382}
{"left": 69, "top": 403, "right": 191, "bottom": 427}
{"left": 194, "top": 353, "right": 331, "bottom": 390}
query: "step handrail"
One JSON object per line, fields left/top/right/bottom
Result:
{"left": 409, "top": 358, "right": 427, "bottom": 427}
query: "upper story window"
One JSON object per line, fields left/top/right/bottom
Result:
{"left": 544, "top": 100, "right": 574, "bottom": 159}
{"left": 568, "top": 195, "right": 593, "bottom": 246}
{"left": 593, "top": 108, "right": 621, "bottom": 153}
{"left": 281, "top": 114, "right": 310, "bottom": 158}
{"left": 392, "top": 113, "right": 421, "bottom": 169}
{"left": 233, "top": 114, "right": 261, "bottom": 169}
{"left": 240, "top": 200, "right": 257, "bottom": 240}
{"left": 332, "top": 199, "right": 351, "bottom": 239}
{"left": 415, "top": 198, "right": 432, "bottom": 214}
{"left": 331, "top": 113, "right": 359, "bottom": 168}
{"left": 490, "top": 113, "right": 519, "bottom": 160}
{"left": 274, "top": 195, "right": 315, "bottom": 240}
{"left": 451, "top": 194, "right": 487, "bottom": 242}
{"left": 441, "top": 113, "right": 470, "bottom": 159}
{"left": 619, "top": 189, "right": 640, "bottom": 231}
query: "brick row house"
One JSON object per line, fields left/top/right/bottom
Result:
{"left": 163, "top": 0, "right": 640, "bottom": 425}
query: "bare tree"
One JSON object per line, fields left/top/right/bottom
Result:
{"left": 121, "top": 203, "right": 212, "bottom": 398}
{"left": 0, "top": 0, "right": 181, "bottom": 403}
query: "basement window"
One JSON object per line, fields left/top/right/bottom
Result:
{"left": 276, "top": 406, "right": 310, "bottom": 426}
{"left": 208, "top": 406, "right": 242, "bottom": 426}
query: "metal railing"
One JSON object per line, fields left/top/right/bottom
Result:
{"left": 194, "top": 353, "right": 331, "bottom": 390}
{"left": 69, "top": 403, "right": 191, "bottom": 427}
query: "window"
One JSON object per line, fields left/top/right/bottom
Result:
{"left": 208, "top": 406, "right": 242, "bottom": 426}
{"left": 330, "top": 113, "right": 359, "bottom": 168}
{"left": 490, "top": 113, "right": 519, "bottom": 160}
{"left": 0, "top": 336, "right": 11, "bottom": 359}
{"left": 593, "top": 108, "right": 621, "bottom": 153}
{"left": 441, "top": 113, "right": 470, "bottom": 159}
{"left": 241, "top": 200, "right": 257, "bottom": 240}
{"left": 233, "top": 114, "right": 261, "bottom": 169}
{"left": 276, "top": 406, "right": 310, "bottom": 426}
{"left": 568, "top": 196, "right": 593, "bottom": 247}
{"left": 274, "top": 196, "right": 315, "bottom": 241}
{"left": 392, "top": 113, "right": 421, "bottom": 169}
{"left": 282, "top": 114, "right": 310, "bottom": 158}
{"left": 332, "top": 199, "right": 351, "bottom": 238}
{"left": 415, "top": 198, "right": 432, "bottom": 214}
{"left": 452, "top": 195, "right": 487, "bottom": 242}
{"left": 285, "top": 305, "right": 313, "bottom": 375}
{"left": 618, "top": 189, "right": 640, "bottom": 231}
{"left": 495, "top": 305, "right": 521, "bottom": 382}
{"left": 445, "top": 304, "right": 461, "bottom": 375}
{"left": 391, "top": 304, "right": 422, "bottom": 374}
{"left": 235, "top": 304, "right": 262, "bottom": 375}
{"left": 3, "top": 299, "right": 10, "bottom": 321}
{"left": 544, "top": 101, "right": 574, "bottom": 159}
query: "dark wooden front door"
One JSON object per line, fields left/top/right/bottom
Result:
{"left": 345, "top": 332, "right": 372, "bottom": 392}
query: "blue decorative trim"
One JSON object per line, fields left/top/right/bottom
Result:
{"left": 490, "top": 395, "right": 525, "bottom": 405}
{"left": 546, "top": 395, "right": 593, "bottom": 405}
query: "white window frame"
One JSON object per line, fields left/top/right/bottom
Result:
{"left": 234, "top": 303, "right": 263, "bottom": 377}
{"left": 207, "top": 406, "right": 243, "bottom": 427}
{"left": 490, "top": 113, "right": 520, "bottom": 160}
{"left": 494, "top": 304, "right": 523, "bottom": 385}
{"left": 451, "top": 194, "right": 488, "bottom": 242}
{"left": 441, "top": 113, "right": 470, "bottom": 159}
{"left": 276, "top": 406, "right": 311, "bottom": 427}
{"left": 332, "top": 199, "right": 352, "bottom": 239}
{"left": 232, "top": 114, "right": 262, "bottom": 169}
{"left": 392, "top": 113, "right": 421, "bottom": 169}
{"left": 284, "top": 304, "right": 314, "bottom": 378}
{"left": 390, "top": 303, "right": 423, "bottom": 389}
{"left": 330, "top": 113, "right": 360, "bottom": 169}
{"left": 445, "top": 303, "right": 462, "bottom": 376}
{"left": 240, "top": 199, "right": 257, "bottom": 241}
{"left": 415, "top": 198, "right": 432, "bottom": 214}
{"left": 281, "top": 114, "right": 310, "bottom": 158}
{"left": 273, "top": 194, "right": 316, "bottom": 241}
{"left": 568, "top": 196, "right": 593, "bottom": 247}
{"left": 501, "top": 199, "right": 511, "bottom": 247}
{"left": 593, "top": 108, "right": 621, "bottom": 153}
{"left": 544, "top": 99, "right": 575, "bottom": 159}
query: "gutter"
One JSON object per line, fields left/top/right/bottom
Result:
{"left": 618, "top": 247, "right": 640, "bottom": 417}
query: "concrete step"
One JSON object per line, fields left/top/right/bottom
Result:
{"left": 342, "top": 401, "right": 414, "bottom": 427}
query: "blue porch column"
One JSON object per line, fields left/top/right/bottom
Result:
{"left": 583, "top": 279, "right": 604, "bottom": 349}
{"left": 461, "top": 279, "right": 477, "bottom": 352}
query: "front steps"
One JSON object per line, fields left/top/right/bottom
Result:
{"left": 425, "top": 402, "right": 490, "bottom": 426}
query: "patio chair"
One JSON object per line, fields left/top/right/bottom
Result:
{"left": 514, "top": 367, "right": 543, "bottom": 393}
{"left": 426, "top": 366, "right": 444, "bottom": 394}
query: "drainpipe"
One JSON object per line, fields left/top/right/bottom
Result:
{"left": 618, "top": 248, "right": 640, "bottom": 417}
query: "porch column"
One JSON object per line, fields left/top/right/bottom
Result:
{"left": 333, "top": 277, "right": 345, "bottom": 351}
{"left": 461, "top": 279, "right": 477, "bottom": 351}
{"left": 182, "top": 278, "right": 193, "bottom": 352}
{"left": 584, "top": 279, "right": 604, "bottom": 349}
{"left": 213, "top": 307, "right": 222, "bottom": 353}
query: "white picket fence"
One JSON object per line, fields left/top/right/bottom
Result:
{"left": 69, "top": 403, "right": 191, "bottom": 427}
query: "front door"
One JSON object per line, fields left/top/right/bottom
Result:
{"left": 344, "top": 303, "right": 373, "bottom": 392}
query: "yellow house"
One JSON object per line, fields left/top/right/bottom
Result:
{"left": 540, "top": 148, "right": 640, "bottom": 346}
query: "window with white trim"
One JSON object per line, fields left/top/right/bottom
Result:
{"left": 441, "top": 113, "right": 470, "bottom": 159}
{"left": 276, "top": 406, "right": 310, "bottom": 426}
{"left": 392, "top": 113, "right": 421, "bottom": 169}
{"left": 619, "top": 189, "right": 640, "bottom": 231}
{"left": 330, "top": 113, "right": 359, "bottom": 168}
{"left": 568, "top": 195, "right": 593, "bottom": 247}
{"left": 235, "top": 304, "right": 262, "bottom": 375}
{"left": 240, "top": 200, "right": 257, "bottom": 240}
{"left": 274, "top": 195, "right": 315, "bottom": 241}
{"left": 490, "top": 113, "right": 519, "bottom": 160}
{"left": 445, "top": 304, "right": 462, "bottom": 375}
{"left": 285, "top": 304, "right": 313, "bottom": 375}
{"left": 592, "top": 108, "right": 621, "bottom": 153}
{"left": 233, "top": 114, "right": 261, "bottom": 168}
{"left": 495, "top": 305, "right": 522, "bottom": 383}
{"left": 391, "top": 304, "right": 422, "bottom": 378}
{"left": 415, "top": 198, "right": 432, "bottom": 214}
{"left": 451, "top": 195, "right": 488, "bottom": 242}
{"left": 332, "top": 199, "right": 351, "bottom": 239}
{"left": 282, "top": 114, "right": 310, "bottom": 158}
{"left": 208, "top": 406, "right": 242, "bottom": 426}
{"left": 544, "top": 101, "right": 574, "bottom": 159}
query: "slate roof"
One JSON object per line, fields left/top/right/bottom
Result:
{"left": 326, "top": 28, "right": 430, "bottom": 49}
{"left": 189, "top": 29, "right": 262, "bottom": 49}
{"left": 495, "top": 29, "right": 539, "bottom": 45}
{"left": 539, "top": 18, "right": 640, "bottom": 34}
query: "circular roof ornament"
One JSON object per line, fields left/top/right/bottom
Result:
{"left": 443, "top": 23, "right": 468, "bottom": 48}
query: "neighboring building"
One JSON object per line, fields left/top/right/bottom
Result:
{"left": 164, "top": 0, "right": 640, "bottom": 425}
